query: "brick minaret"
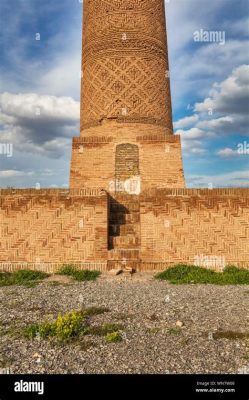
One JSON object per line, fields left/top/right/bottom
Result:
{"left": 70, "top": 0, "right": 185, "bottom": 191}
{"left": 80, "top": 0, "right": 173, "bottom": 132}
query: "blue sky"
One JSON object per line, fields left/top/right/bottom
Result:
{"left": 0, "top": 0, "right": 248, "bottom": 188}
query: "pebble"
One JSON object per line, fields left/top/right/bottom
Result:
{"left": 0, "top": 274, "right": 248, "bottom": 374}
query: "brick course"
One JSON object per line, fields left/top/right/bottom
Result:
{"left": 0, "top": 0, "right": 248, "bottom": 272}
{"left": 0, "top": 189, "right": 108, "bottom": 271}
{"left": 140, "top": 189, "right": 249, "bottom": 269}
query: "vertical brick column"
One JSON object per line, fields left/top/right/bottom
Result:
{"left": 80, "top": 0, "right": 173, "bottom": 133}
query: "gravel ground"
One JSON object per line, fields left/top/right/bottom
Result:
{"left": 0, "top": 272, "right": 248, "bottom": 374}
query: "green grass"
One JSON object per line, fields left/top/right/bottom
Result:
{"left": 146, "top": 327, "right": 161, "bottom": 334}
{"left": 56, "top": 265, "right": 101, "bottom": 281}
{"left": 0, "top": 269, "right": 49, "bottom": 287}
{"left": 155, "top": 265, "right": 249, "bottom": 285}
{"left": 105, "top": 331, "right": 123, "bottom": 343}
{"left": 168, "top": 327, "right": 182, "bottom": 335}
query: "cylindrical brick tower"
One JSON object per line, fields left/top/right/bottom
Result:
{"left": 70, "top": 0, "right": 185, "bottom": 190}
{"left": 80, "top": 0, "right": 173, "bottom": 134}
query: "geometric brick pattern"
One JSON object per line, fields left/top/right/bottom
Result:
{"left": 81, "top": 0, "right": 173, "bottom": 131}
{"left": 1, "top": 189, "right": 248, "bottom": 271}
{"left": 0, "top": 1, "right": 248, "bottom": 272}
{"left": 70, "top": 1, "right": 183, "bottom": 192}
{"left": 140, "top": 189, "right": 249, "bottom": 269}
{"left": 0, "top": 189, "right": 108, "bottom": 267}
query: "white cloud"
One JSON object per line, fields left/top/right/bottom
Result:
{"left": 230, "top": 16, "right": 249, "bottom": 36}
{"left": 39, "top": 53, "right": 81, "bottom": 98}
{"left": 0, "top": 170, "right": 34, "bottom": 178}
{"left": 174, "top": 114, "right": 199, "bottom": 129}
{"left": 169, "top": 32, "right": 249, "bottom": 109}
{"left": 174, "top": 65, "right": 249, "bottom": 156}
{"left": 196, "top": 116, "right": 235, "bottom": 132}
{"left": 188, "top": 169, "right": 249, "bottom": 188}
{"left": 175, "top": 127, "right": 208, "bottom": 155}
{"left": 0, "top": 92, "right": 80, "bottom": 159}
{"left": 0, "top": 92, "right": 79, "bottom": 121}
{"left": 194, "top": 65, "right": 249, "bottom": 135}
{"left": 175, "top": 127, "right": 205, "bottom": 140}
{"left": 195, "top": 65, "right": 249, "bottom": 116}
{"left": 216, "top": 148, "right": 240, "bottom": 157}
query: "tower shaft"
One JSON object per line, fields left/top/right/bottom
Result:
{"left": 70, "top": 0, "right": 185, "bottom": 191}
{"left": 80, "top": 0, "right": 173, "bottom": 134}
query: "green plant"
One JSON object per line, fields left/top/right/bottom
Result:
{"left": 24, "top": 324, "right": 42, "bottom": 339}
{"left": 0, "top": 270, "right": 49, "bottom": 287}
{"left": 155, "top": 265, "right": 249, "bottom": 285}
{"left": 23, "top": 309, "right": 125, "bottom": 344}
{"left": 57, "top": 265, "right": 101, "bottom": 281}
{"left": 24, "top": 322, "right": 56, "bottom": 340}
{"left": 48, "top": 281, "right": 61, "bottom": 287}
{"left": 24, "top": 311, "right": 85, "bottom": 342}
{"left": 56, "top": 265, "right": 76, "bottom": 276}
{"left": 14, "top": 269, "right": 48, "bottom": 281}
{"left": 105, "top": 331, "right": 123, "bottom": 343}
{"left": 168, "top": 327, "right": 182, "bottom": 335}
{"left": 146, "top": 327, "right": 160, "bottom": 334}
{"left": 54, "top": 311, "right": 84, "bottom": 341}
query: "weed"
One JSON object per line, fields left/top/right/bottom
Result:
{"left": 57, "top": 265, "right": 101, "bottom": 281}
{"left": 146, "top": 327, "right": 160, "bottom": 334}
{"left": 0, "top": 270, "right": 49, "bottom": 287}
{"left": 24, "top": 311, "right": 85, "bottom": 342}
{"left": 168, "top": 327, "right": 182, "bottom": 335}
{"left": 106, "top": 331, "right": 123, "bottom": 343}
{"left": 155, "top": 265, "right": 249, "bottom": 285}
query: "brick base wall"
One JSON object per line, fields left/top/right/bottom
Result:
{"left": 0, "top": 188, "right": 248, "bottom": 272}
{"left": 0, "top": 189, "right": 108, "bottom": 271}
{"left": 140, "top": 189, "right": 249, "bottom": 269}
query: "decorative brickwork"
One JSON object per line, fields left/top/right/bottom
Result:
{"left": 0, "top": 190, "right": 108, "bottom": 270}
{"left": 81, "top": 0, "right": 172, "bottom": 131}
{"left": 70, "top": 0, "right": 182, "bottom": 191}
{"left": 70, "top": 121, "right": 185, "bottom": 190}
{"left": 139, "top": 189, "right": 249, "bottom": 269}
{"left": 0, "top": 0, "right": 248, "bottom": 272}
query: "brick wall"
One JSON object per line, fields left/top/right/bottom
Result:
{"left": 140, "top": 189, "right": 249, "bottom": 270}
{"left": 0, "top": 189, "right": 108, "bottom": 272}
{"left": 70, "top": 120, "right": 185, "bottom": 190}
{"left": 1, "top": 188, "right": 248, "bottom": 272}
